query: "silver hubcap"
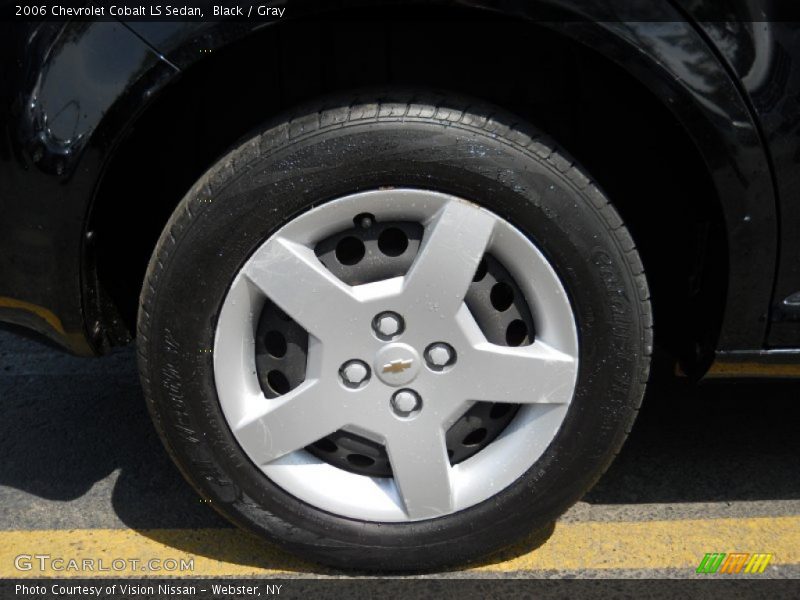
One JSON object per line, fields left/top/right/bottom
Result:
{"left": 214, "top": 189, "right": 579, "bottom": 522}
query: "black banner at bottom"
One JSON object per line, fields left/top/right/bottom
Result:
{"left": 2, "top": 579, "right": 799, "bottom": 599}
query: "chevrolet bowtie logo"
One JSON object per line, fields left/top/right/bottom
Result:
{"left": 382, "top": 359, "right": 413, "bottom": 374}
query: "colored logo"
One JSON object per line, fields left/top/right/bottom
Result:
{"left": 696, "top": 553, "right": 773, "bottom": 574}
{"left": 382, "top": 359, "right": 413, "bottom": 374}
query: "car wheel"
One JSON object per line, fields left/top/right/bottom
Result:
{"left": 137, "top": 91, "right": 652, "bottom": 571}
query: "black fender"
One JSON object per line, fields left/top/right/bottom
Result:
{"left": 0, "top": 0, "right": 778, "bottom": 358}
{"left": 124, "top": 0, "right": 778, "bottom": 353}
{"left": 0, "top": 21, "right": 175, "bottom": 354}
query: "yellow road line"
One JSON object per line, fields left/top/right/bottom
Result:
{"left": 706, "top": 361, "right": 800, "bottom": 377}
{"left": 0, "top": 515, "right": 797, "bottom": 577}
{"left": 476, "top": 515, "right": 799, "bottom": 573}
{"left": 0, "top": 297, "right": 66, "bottom": 335}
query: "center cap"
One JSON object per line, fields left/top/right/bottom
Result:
{"left": 373, "top": 343, "right": 421, "bottom": 386}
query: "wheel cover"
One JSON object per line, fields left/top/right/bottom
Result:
{"left": 214, "top": 189, "right": 579, "bottom": 522}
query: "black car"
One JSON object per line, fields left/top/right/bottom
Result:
{"left": 2, "top": 1, "right": 799, "bottom": 571}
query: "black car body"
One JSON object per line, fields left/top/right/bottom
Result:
{"left": 1, "top": 1, "right": 800, "bottom": 374}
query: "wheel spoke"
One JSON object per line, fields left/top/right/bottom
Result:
{"left": 386, "top": 425, "right": 453, "bottom": 519}
{"left": 463, "top": 341, "right": 577, "bottom": 405}
{"left": 234, "top": 381, "right": 344, "bottom": 465}
{"left": 243, "top": 237, "right": 357, "bottom": 341}
{"left": 403, "top": 199, "right": 496, "bottom": 316}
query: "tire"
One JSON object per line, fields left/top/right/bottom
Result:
{"left": 137, "top": 90, "right": 652, "bottom": 571}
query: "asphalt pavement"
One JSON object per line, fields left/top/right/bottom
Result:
{"left": 1, "top": 328, "right": 798, "bottom": 579}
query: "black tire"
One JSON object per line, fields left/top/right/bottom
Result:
{"left": 137, "top": 90, "right": 652, "bottom": 572}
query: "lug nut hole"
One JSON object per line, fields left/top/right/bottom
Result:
{"left": 313, "top": 439, "right": 338, "bottom": 453}
{"left": 489, "top": 403, "right": 512, "bottom": 419}
{"left": 335, "top": 236, "right": 366, "bottom": 265}
{"left": 347, "top": 454, "right": 375, "bottom": 467}
{"left": 490, "top": 281, "right": 515, "bottom": 311}
{"left": 462, "top": 428, "right": 488, "bottom": 446}
{"left": 506, "top": 319, "right": 528, "bottom": 346}
{"left": 424, "top": 342, "right": 456, "bottom": 371}
{"left": 264, "top": 330, "right": 287, "bottom": 358}
{"left": 391, "top": 389, "right": 422, "bottom": 417}
{"left": 372, "top": 311, "right": 405, "bottom": 339}
{"left": 339, "top": 359, "right": 370, "bottom": 388}
{"left": 267, "top": 370, "right": 290, "bottom": 395}
{"left": 378, "top": 227, "right": 409, "bottom": 257}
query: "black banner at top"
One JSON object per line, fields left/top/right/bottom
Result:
{"left": 4, "top": 0, "right": 800, "bottom": 23}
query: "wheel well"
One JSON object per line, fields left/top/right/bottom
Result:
{"left": 89, "top": 8, "right": 727, "bottom": 372}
